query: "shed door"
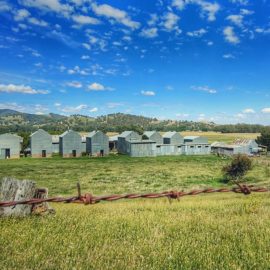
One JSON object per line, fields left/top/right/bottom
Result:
{"left": 72, "top": 150, "right": 76, "bottom": 157}
{"left": 42, "top": 150, "right": 46, "bottom": 158}
{"left": 5, "top": 149, "right": 10, "bottom": 159}
{"left": 100, "top": 149, "right": 104, "bottom": 156}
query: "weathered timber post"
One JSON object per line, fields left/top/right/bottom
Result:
{"left": 0, "top": 177, "right": 54, "bottom": 217}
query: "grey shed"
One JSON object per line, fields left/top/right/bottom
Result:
{"left": 0, "top": 133, "right": 21, "bottom": 159}
{"left": 117, "top": 131, "right": 141, "bottom": 154}
{"left": 59, "top": 130, "right": 82, "bottom": 158}
{"left": 86, "top": 131, "right": 109, "bottom": 156}
{"left": 143, "top": 131, "right": 163, "bottom": 144}
{"left": 183, "top": 136, "right": 210, "bottom": 155}
{"left": 30, "top": 129, "right": 52, "bottom": 158}
{"left": 163, "top": 131, "right": 184, "bottom": 145}
{"left": 125, "top": 140, "right": 157, "bottom": 157}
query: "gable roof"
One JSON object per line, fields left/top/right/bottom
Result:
{"left": 119, "top": 131, "right": 135, "bottom": 138}
{"left": 163, "top": 131, "right": 179, "bottom": 138}
{"left": 143, "top": 131, "right": 158, "bottom": 138}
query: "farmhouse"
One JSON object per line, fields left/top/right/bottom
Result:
{"left": 211, "top": 139, "right": 260, "bottom": 156}
{"left": 30, "top": 129, "right": 52, "bottom": 158}
{"left": 0, "top": 133, "right": 21, "bottom": 159}
{"left": 163, "top": 131, "right": 184, "bottom": 145}
{"left": 86, "top": 131, "right": 109, "bottom": 156}
{"left": 143, "top": 131, "right": 163, "bottom": 144}
{"left": 59, "top": 130, "right": 82, "bottom": 158}
{"left": 183, "top": 136, "right": 211, "bottom": 155}
{"left": 117, "top": 131, "right": 141, "bottom": 154}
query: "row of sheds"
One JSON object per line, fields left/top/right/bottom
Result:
{"left": 0, "top": 129, "right": 109, "bottom": 159}
{"left": 115, "top": 131, "right": 211, "bottom": 157}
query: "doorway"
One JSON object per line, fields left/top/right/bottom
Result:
{"left": 5, "top": 149, "right": 10, "bottom": 159}
{"left": 100, "top": 149, "right": 104, "bottom": 156}
{"left": 72, "top": 150, "right": 76, "bottom": 157}
{"left": 42, "top": 150, "right": 46, "bottom": 158}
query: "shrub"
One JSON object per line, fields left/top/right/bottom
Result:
{"left": 222, "top": 154, "right": 252, "bottom": 183}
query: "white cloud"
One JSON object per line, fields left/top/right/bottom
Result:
{"left": 0, "top": 1, "right": 11, "bottom": 12}
{"left": 243, "top": 108, "right": 255, "bottom": 113}
{"left": 89, "top": 107, "right": 98, "bottom": 112}
{"left": 92, "top": 3, "right": 140, "bottom": 30}
{"left": 240, "top": 9, "right": 254, "bottom": 15}
{"left": 66, "top": 81, "right": 82, "bottom": 88}
{"left": 223, "top": 53, "right": 235, "bottom": 59}
{"left": 81, "top": 55, "right": 90, "bottom": 60}
{"left": 162, "top": 12, "right": 181, "bottom": 33}
{"left": 176, "top": 113, "right": 190, "bottom": 118}
{"left": 197, "top": 1, "right": 220, "bottom": 22}
{"left": 60, "top": 104, "right": 87, "bottom": 113}
{"left": 262, "top": 108, "right": 270, "bottom": 114}
{"left": 14, "top": 9, "right": 30, "bottom": 21}
{"left": 187, "top": 28, "right": 207, "bottom": 37}
{"left": 191, "top": 85, "right": 217, "bottom": 94}
{"left": 107, "top": 102, "right": 123, "bottom": 108}
{"left": 223, "top": 26, "right": 240, "bottom": 44}
{"left": 230, "top": 0, "right": 249, "bottom": 5}
{"left": 0, "top": 83, "right": 49, "bottom": 94}
{"left": 19, "top": 0, "right": 73, "bottom": 16}
{"left": 140, "top": 27, "right": 158, "bottom": 38}
{"left": 88, "top": 82, "right": 113, "bottom": 91}
{"left": 72, "top": 15, "right": 100, "bottom": 25}
{"left": 28, "top": 17, "right": 48, "bottom": 27}
{"left": 172, "top": 0, "right": 186, "bottom": 10}
{"left": 141, "top": 90, "right": 156, "bottom": 96}
{"left": 226, "top": 14, "right": 244, "bottom": 27}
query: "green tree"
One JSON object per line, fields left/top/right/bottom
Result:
{"left": 256, "top": 128, "right": 270, "bottom": 151}
{"left": 222, "top": 154, "right": 252, "bottom": 183}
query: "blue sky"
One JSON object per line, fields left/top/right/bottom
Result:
{"left": 0, "top": 0, "right": 270, "bottom": 124}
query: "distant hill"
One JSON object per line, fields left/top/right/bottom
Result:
{"left": 0, "top": 109, "right": 267, "bottom": 134}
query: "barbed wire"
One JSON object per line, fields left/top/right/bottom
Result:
{"left": 0, "top": 183, "right": 269, "bottom": 208}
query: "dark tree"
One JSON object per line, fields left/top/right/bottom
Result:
{"left": 256, "top": 128, "right": 270, "bottom": 151}
{"left": 222, "top": 154, "right": 252, "bottom": 183}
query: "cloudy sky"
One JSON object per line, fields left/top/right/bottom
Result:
{"left": 0, "top": 0, "right": 270, "bottom": 124}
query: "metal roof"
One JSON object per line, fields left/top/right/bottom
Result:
{"left": 184, "top": 136, "right": 200, "bottom": 140}
{"left": 119, "top": 131, "right": 135, "bottom": 138}
{"left": 163, "top": 131, "right": 178, "bottom": 138}
{"left": 109, "top": 135, "right": 119, "bottom": 141}
{"left": 143, "top": 131, "right": 158, "bottom": 138}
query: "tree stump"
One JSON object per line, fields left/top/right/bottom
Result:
{"left": 0, "top": 177, "right": 54, "bottom": 217}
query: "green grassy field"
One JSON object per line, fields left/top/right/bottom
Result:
{"left": 1, "top": 154, "right": 270, "bottom": 269}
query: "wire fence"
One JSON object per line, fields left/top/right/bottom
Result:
{"left": 0, "top": 183, "right": 269, "bottom": 208}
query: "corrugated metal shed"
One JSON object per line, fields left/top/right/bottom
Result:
{"left": 183, "top": 136, "right": 210, "bottom": 155}
{"left": 143, "top": 131, "right": 163, "bottom": 144}
{"left": 86, "top": 131, "right": 109, "bottom": 156}
{"left": 30, "top": 129, "right": 52, "bottom": 158}
{"left": 125, "top": 140, "right": 157, "bottom": 157}
{"left": 117, "top": 131, "right": 141, "bottom": 154}
{"left": 59, "top": 130, "right": 82, "bottom": 158}
{"left": 0, "top": 133, "right": 21, "bottom": 159}
{"left": 163, "top": 131, "right": 184, "bottom": 145}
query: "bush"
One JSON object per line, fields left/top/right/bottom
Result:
{"left": 222, "top": 154, "right": 252, "bottom": 183}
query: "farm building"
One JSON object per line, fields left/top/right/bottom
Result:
{"left": 52, "top": 135, "right": 60, "bottom": 154}
{"left": 156, "top": 144, "right": 184, "bottom": 156}
{"left": 30, "top": 129, "right": 52, "bottom": 158}
{"left": 183, "top": 136, "right": 211, "bottom": 155}
{"left": 86, "top": 131, "right": 109, "bottom": 156}
{"left": 125, "top": 140, "right": 157, "bottom": 157}
{"left": 163, "top": 131, "right": 184, "bottom": 145}
{"left": 59, "top": 130, "right": 82, "bottom": 158}
{"left": 143, "top": 131, "right": 163, "bottom": 144}
{"left": 117, "top": 131, "right": 141, "bottom": 154}
{"left": 211, "top": 139, "right": 260, "bottom": 156}
{"left": 0, "top": 133, "right": 22, "bottom": 159}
